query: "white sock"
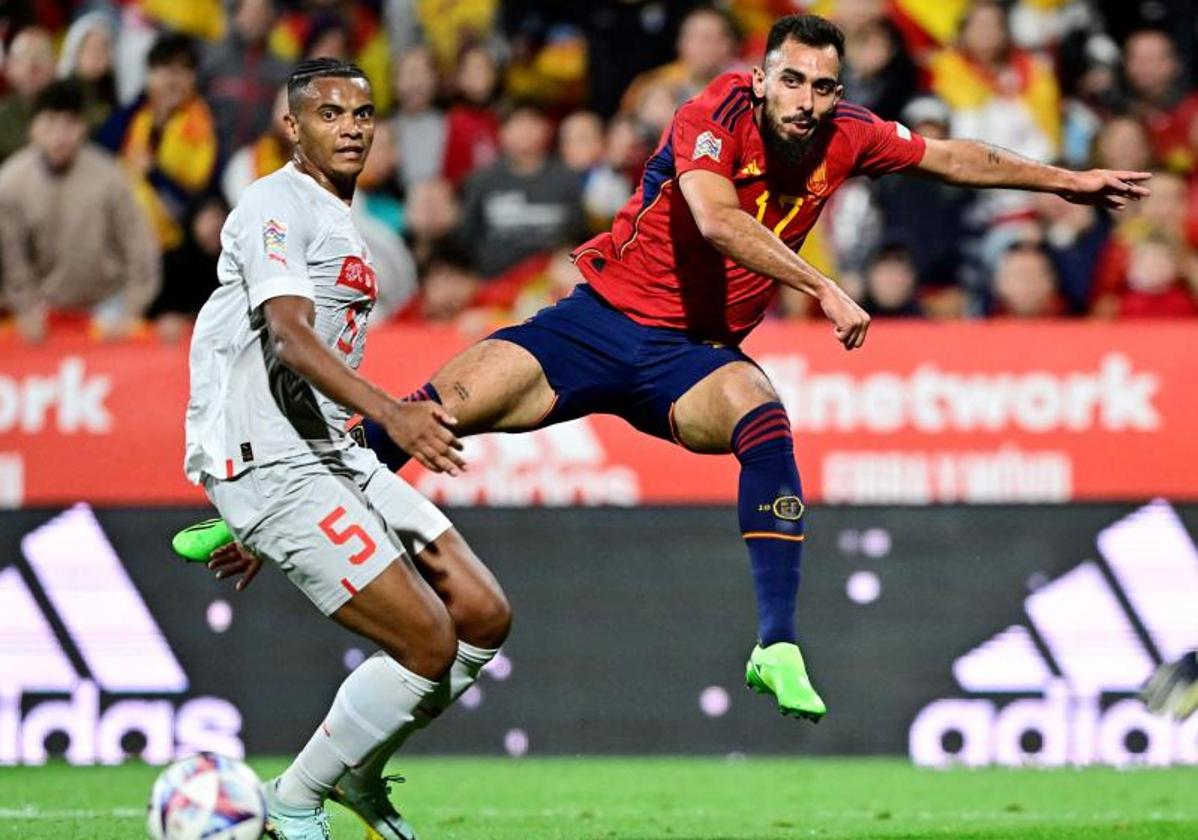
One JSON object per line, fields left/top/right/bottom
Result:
{"left": 275, "top": 652, "right": 439, "bottom": 808}
{"left": 351, "top": 641, "right": 499, "bottom": 781}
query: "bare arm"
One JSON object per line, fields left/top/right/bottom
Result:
{"left": 263, "top": 295, "right": 465, "bottom": 473}
{"left": 917, "top": 138, "right": 1151, "bottom": 209}
{"left": 678, "top": 168, "right": 870, "bottom": 349}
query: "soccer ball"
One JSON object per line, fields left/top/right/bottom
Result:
{"left": 146, "top": 752, "right": 266, "bottom": 840}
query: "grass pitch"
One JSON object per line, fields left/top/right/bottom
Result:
{"left": 1, "top": 757, "right": 1196, "bottom": 839}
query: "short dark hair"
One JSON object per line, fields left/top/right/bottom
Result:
{"left": 32, "top": 79, "right": 87, "bottom": 117}
{"left": 147, "top": 33, "right": 199, "bottom": 70}
{"left": 765, "top": 14, "right": 845, "bottom": 63}
{"left": 423, "top": 237, "right": 476, "bottom": 275}
{"left": 287, "top": 57, "right": 369, "bottom": 110}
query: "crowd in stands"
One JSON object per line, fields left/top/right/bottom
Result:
{"left": 0, "top": 0, "right": 1196, "bottom": 343}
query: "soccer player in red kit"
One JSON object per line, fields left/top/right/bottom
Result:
{"left": 187, "top": 15, "right": 1149, "bottom": 728}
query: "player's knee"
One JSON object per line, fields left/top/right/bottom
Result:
{"left": 724, "top": 365, "right": 780, "bottom": 413}
{"left": 455, "top": 584, "right": 512, "bottom": 649}
{"left": 387, "top": 601, "right": 457, "bottom": 680}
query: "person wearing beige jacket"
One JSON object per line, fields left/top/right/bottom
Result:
{"left": 0, "top": 79, "right": 160, "bottom": 342}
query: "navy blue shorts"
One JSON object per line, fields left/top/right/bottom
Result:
{"left": 488, "top": 284, "right": 752, "bottom": 443}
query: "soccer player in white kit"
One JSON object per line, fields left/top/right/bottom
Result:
{"left": 184, "top": 59, "right": 511, "bottom": 840}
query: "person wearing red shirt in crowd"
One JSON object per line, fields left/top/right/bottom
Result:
{"left": 203, "top": 14, "right": 1151, "bottom": 723}
{"left": 1119, "top": 28, "right": 1192, "bottom": 170}
{"left": 441, "top": 43, "right": 501, "bottom": 187}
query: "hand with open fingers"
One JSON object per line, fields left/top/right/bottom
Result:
{"left": 206, "top": 542, "right": 263, "bottom": 592}
{"left": 382, "top": 399, "right": 466, "bottom": 475}
{"left": 1061, "top": 169, "right": 1152, "bottom": 210}
{"left": 818, "top": 284, "right": 871, "bottom": 351}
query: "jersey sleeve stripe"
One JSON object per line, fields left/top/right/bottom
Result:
{"left": 711, "top": 88, "right": 742, "bottom": 122}
{"left": 835, "top": 103, "right": 876, "bottom": 120}
{"left": 722, "top": 99, "right": 753, "bottom": 131}
{"left": 711, "top": 85, "right": 752, "bottom": 122}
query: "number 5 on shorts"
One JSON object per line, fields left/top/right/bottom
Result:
{"left": 318, "top": 506, "right": 377, "bottom": 565}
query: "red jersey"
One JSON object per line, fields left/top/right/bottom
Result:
{"left": 573, "top": 72, "right": 927, "bottom": 343}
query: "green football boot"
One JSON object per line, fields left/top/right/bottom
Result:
{"left": 171, "top": 517, "right": 235, "bottom": 562}
{"left": 745, "top": 641, "right": 827, "bottom": 722}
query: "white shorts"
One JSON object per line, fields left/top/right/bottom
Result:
{"left": 204, "top": 445, "right": 452, "bottom": 615}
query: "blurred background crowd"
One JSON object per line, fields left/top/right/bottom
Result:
{"left": 0, "top": 0, "right": 1195, "bottom": 343}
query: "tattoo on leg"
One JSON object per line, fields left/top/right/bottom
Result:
{"left": 453, "top": 381, "right": 470, "bottom": 402}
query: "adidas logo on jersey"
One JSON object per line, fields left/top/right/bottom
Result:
{"left": 909, "top": 499, "right": 1198, "bottom": 767}
{"left": 0, "top": 504, "right": 243, "bottom": 765}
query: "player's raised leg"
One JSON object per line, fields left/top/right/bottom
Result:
{"left": 672, "top": 361, "right": 825, "bottom": 722}
{"left": 362, "top": 338, "right": 557, "bottom": 470}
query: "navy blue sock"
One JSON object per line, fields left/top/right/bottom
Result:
{"left": 361, "top": 383, "right": 442, "bottom": 471}
{"left": 732, "top": 401, "right": 804, "bottom": 647}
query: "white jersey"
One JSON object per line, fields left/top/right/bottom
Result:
{"left": 184, "top": 162, "right": 378, "bottom": 483}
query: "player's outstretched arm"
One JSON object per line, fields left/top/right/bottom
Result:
{"left": 678, "top": 169, "right": 870, "bottom": 350}
{"left": 263, "top": 294, "right": 466, "bottom": 474}
{"left": 916, "top": 138, "right": 1152, "bottom": 210}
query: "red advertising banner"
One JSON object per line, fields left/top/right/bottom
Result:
{"left": 2, "top": 321, "right": 1195, "bottom": 507}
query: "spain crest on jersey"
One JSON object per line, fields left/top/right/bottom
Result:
{"left": 692, "top": 130, "right": 723, "bottom": 162}
{"left": 806, "top": 161, "right": 828, "bottom": 197}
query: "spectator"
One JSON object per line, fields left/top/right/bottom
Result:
{"left": 1057, "top": 30, "right": 1122, "bottom": 168}
{"left": 0, "top": 27, "right": 55, "bottom": 162}
{"left": 559, "top": 110, "right": 604, "bottom": 174}
{"left": 1092, "top": 114, "right": 1154, "bottom": 172}
{"left": 1119, "top": 28, "right": 1190, "bottom": 167}
{"left": 930, "top": 0, "right": 1061, "bottom": 165}
{"left": 1034, "top": 192, "right": 1111, "bottom": 315}
{"left": 1091, "top": 169, "right": 1196, "bottom": 307}
{"left": 502, "top": 16, "right": 588, "bottom": 111}
{"left": 199, "top": 0, "right": 291, "bottom": 158}
{"left": 270, "top": 2, "right": 393, "bottom": 113}
{"left": 0, "top": 80, "right": 159, "bottom": 342}
{"left": 621, "top": 6, "right": 740, "bottom": 116}
{"left": 353, "top": 119, "right": 418, "bottom": 318}
{"left": 460, "top": 104, "right": 585, "bottom": 278}
{"left": 442, "top": 42, "right": 502, "bottom": 187}
{"left": 992, "top": 243, "right": 1064, "bottom": 318}
{"left": 580, "top": 112, "right": 644, "bottom": 232}
{"left": 221, "top": 84, "right": 289, "bottom": 207}
{"left": 404, "top": 177, "right": 461, "bottom": 267}
{"left": 929, "top": 0, "right": 1063, "bottom": 300}
{"left": 151, "top": 195, "right": 227, "bottom": 341}
{"left": 390, "top": 44, "right": 446, "bottom": 190}
{"left": 99, "top": 33, "right": 218, "bottom": 253}
{"left": 862, "top": 246, "right": 924, "bottom": 318}
{"left": 862, "top": 245, "right": 924, "bottom": 318}
{"left": 842, "top": 16, "right": 918, "bottom": 123}
{"left": 509, "top": 246, "right": 584, "bottom": 321}
{"left": 56, "top": 11, "right": 118, "bottom": 130}
{"left": 302, "top": 11, "right": 352, "bottom": 60}
{"left": 861, "top": 96, "right": 971, "bottom": 317}
{"left": 356, "top": 119, "right": 404, "bottom": 231}
{"left": 1093, "top": 231, "right": 1198, "bottom": 319}
{"left": 396, "top": 239, "right": 481, "bottom": 324}
{"left": 385, "top": 0, "right": 498, "bottom": 81}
